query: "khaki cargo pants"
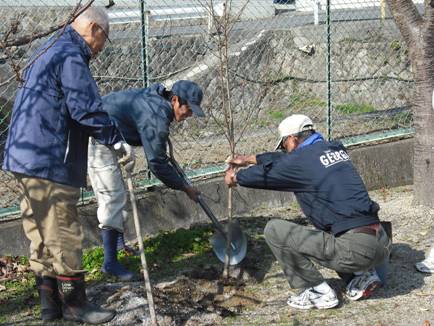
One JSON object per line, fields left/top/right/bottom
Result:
{"left": 15, "top": 174, "right": 86, "bottom": 277}
{"left": 264, "top": 220, "right": 390, "bottom": 289}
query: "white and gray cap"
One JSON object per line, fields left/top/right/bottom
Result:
{"left": 275, "top": 114, "right": 315, "bottom": 150}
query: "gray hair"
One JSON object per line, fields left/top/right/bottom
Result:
{"left": 295, "top": 129, "right": 315, "bottom": 141}
{"left": 76, "top": 6, "right": 110, "bottom": 34}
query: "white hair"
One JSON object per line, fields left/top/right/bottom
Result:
{"left": 76, "top": 6, "right": 110, "bottom": 34}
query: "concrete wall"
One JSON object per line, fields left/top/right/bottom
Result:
{"left": 0, "top": 138, "right": 413, "bottom": 256}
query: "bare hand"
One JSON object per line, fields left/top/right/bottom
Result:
{"left": 184, "top": 186, "right": 201, "bottom": 202}
{"left": 224, "top": 167, "right": 237, "bottom": 187}
{"left": 225, "top": 154, "right": 255, "bottom": 167}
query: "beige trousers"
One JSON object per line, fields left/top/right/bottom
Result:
{"left": 15, "top": 174, "right": 85, "bottom": 277}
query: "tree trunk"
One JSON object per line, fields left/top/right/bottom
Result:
{"left": 387, "top": 0, "right": 434, "bottom": 206}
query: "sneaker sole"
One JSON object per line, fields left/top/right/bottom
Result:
{"left": 415, "top": 263, "right": 434, "bottom": 274}
{"left": 347, "top": 281, "right": 381, "bottom": 301}
{"left": 288, "top": 299, "right": 339, "bottom": 310}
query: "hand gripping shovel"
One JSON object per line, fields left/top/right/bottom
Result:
{"left": 167, "top": 139, "right": 247, "bottom": 265}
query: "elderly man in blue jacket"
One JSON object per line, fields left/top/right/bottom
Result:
{"left": 225, "top": 114, "right": 391, "bottom": 310}
{"left": 87, "top": 80, "right": 204, "bottom": 281}
{"left": 2, "top": 6, "right": 122, "bottom": 325}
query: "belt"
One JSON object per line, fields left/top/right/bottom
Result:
{"left": 346, "top": 223, "right": 380, "bottom": 236}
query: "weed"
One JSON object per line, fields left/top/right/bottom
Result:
{"left": 0, "top": 274, "right": 37, "bottom": 323}
{"left": 290, "top": 200, "right": 300, "bottom": 211}
{"left": 335, "top": 102, "right": 375, "bottom": 114}
{"left": 379, "top": 186, "right": 390, "bottom": 201}
{"left": 269, "top": 110, "right": 285, "bottom": 121}
{"left": 290, "top": 97, "right": 327, "bottom": 111}
{"left": 390, "top": 40, "right": 401, "bottom": 51}
{"left": 1, "top": 225, "right": 216, "bottom": 320}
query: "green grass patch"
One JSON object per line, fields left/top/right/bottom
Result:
{"left": 287, "top": 94, "right": 327, "bottom": 110}
{"left": 335, "top": 102, "right": 375, "bottom": 115}
{"left": 0, "top": 225, "right": 216, "bottom": 320}
{"left": 0, "top": 273, "right": 38, "bottom": 323}
{"left": 268, "top": 110, "right": 285, "bottom": 121}
{"left": 83, "top": 225, "right": 216, "bottom": 282}
{"left": 390, "top": 39, "right": 401, "bottom": 51}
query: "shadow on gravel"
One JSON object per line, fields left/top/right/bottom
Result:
{"left": 374, "top": 243, "right": 430, "bottom": 299}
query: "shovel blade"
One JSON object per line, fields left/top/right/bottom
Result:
{"left": 210, "top": 220, "right": 247, "bottom": 265}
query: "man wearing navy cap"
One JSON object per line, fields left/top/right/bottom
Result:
{"left": 88, "top": 80, "right": 204, "bottom": 281}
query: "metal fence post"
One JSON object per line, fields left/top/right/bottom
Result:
{"left": 139, "top": 0, "right": 149, "bottom": 87}
{"left": 313, "top": 0, "right": 319, "bottom": 26}
{"left": 326, "top": 0, "right": 332, "bottom": 140}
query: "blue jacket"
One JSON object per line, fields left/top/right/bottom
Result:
{"left": 2, "top": 25, "right": 121, "bottom": 188}
{"left": 102, "top": 85, "right": 187, "bottom": 190}
{"left": 236, "top": 135, "right": 380, "bottom": 235}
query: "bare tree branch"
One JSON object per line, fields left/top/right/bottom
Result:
{"left": 0, "top": 0, "right": 96, "bottom": 49}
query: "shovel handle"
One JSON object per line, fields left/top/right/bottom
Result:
{"left": 167, "top": 139, "right": 233, "bottom": 244}
{"left": 197, "top": 195, "right": 227, "bottom": 237}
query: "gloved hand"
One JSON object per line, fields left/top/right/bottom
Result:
{"left": 114, "top": 141, "right": 135, "bottom": 173}
{"left": 183, "top": 185, "right": 201, "bottom": 202}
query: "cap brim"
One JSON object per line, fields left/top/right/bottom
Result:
{"left": 190, "top": 103, "right": 205, "bottom": 117}
{"left": 274, "top": 136, "right": 284, "bottom": 151}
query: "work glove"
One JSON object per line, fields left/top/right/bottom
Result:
{"left": 114, "top": 141, "right": 136, "bottom": 173}
{"left": 183, "top": 185, "right": 201, "bottom": 202}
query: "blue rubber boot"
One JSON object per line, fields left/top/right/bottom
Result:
{"left": 116, "top": 232, "right": 125, "bottom": 251}
{"left": 116, "top": 232, "right": 139, "bottom": 256}
{"left": 101, "top": 229, "right": 135, "bottom": 282}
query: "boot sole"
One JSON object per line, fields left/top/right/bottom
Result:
{"left": 63, "top": 312, "right": 116, "bottom": 325}
{"left": 41, "top": 312, "right": 62, "bottom": 321}
{"left": 101, "top": 267, "right": 136, "bottom": 282}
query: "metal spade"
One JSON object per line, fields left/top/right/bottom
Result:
{"left": 167, "top": 139, "right": 247, "bottom": 265}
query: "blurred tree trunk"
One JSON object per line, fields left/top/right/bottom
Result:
{"left": 386, "top": 0, "right": 434, "bottom": 206}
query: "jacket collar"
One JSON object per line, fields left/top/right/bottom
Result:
{"left": 154, "top": 84, "right": 174, "bottom": 122}
{"left": 297, "top": 132, "right": 324, "bottom": 150}
{"left": 65, "top": 25, "right": 93, "bottom": 62}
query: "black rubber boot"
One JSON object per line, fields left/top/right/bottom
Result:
{"left": 35, "top": 275, "right": 62, "bottom": 321}
{"left": 57, "top": 275, "right": 116, "bottom": 324}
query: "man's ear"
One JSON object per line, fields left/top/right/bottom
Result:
{"left": 89, "top": 21, "right": 99, "bottom": 37}
{"left": 171, "top": 95, "right": 179, "bottom": 106}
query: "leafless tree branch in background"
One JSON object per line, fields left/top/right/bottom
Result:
{"left": 0, "top": 0, "right": 115, "bottom": 87}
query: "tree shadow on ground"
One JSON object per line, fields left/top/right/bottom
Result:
{"left": 372, "top": 243, "right": 430, "bottom": 299}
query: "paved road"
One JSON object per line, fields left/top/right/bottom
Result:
{"left": 110, "top": 4, "right": 424, "bottom": 39}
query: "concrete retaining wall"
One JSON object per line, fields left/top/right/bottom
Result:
{"left": 0, "top": 137, "right": 413, "bottom": 256}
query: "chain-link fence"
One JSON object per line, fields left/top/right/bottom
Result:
{"left": 0, "top": 0, "right": 417, "bottom": 215}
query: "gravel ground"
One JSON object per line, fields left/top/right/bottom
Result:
{"left": 2, "top": 185, "right": 433, "bottom": 325}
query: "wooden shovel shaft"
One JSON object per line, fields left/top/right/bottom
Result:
{"left": 126, "top": 175, "right": 157, "bottom": 326}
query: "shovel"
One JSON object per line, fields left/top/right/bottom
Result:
{"left": 167, "top": 139, "right": 247, "bottom": 265}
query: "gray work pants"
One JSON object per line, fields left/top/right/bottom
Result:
{"left": 264, "top": 220, "right": 391, "bottom": 289}
{"left": 88, "top": 139, "right": 127, "bottom": 232}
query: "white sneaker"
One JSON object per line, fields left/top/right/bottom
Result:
{"left": 287, "top": 287, "right": 339, "bottom": 310}
{"left": 415, "top": 255, "right": 434, "bottom": 274}
{"left": 346, "top": 269, "right": 382, "bottom": 301}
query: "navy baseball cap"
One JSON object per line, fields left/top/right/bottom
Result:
{"left": 171, "top": 80, "right": 205, "bottom": 117}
